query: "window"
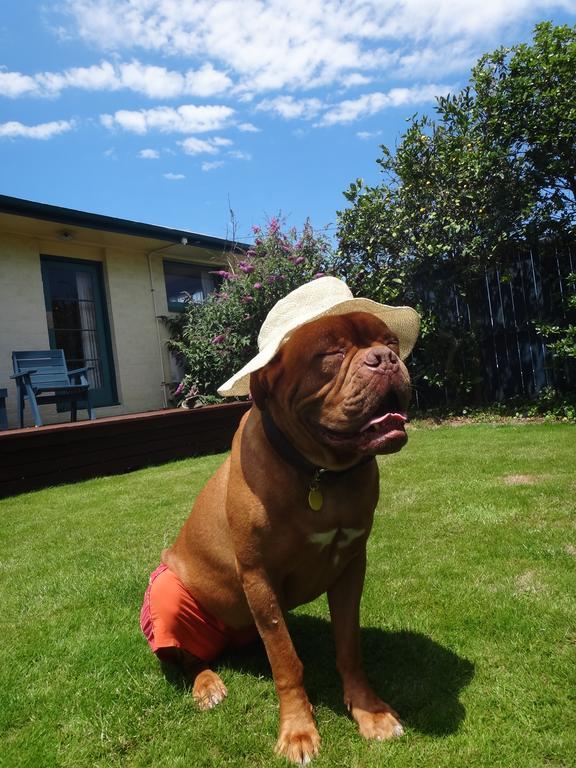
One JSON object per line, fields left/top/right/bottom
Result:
{"left": 163, "top": 261, "right": 220, "bottom": 312}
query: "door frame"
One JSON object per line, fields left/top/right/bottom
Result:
{"left": 40, "top": 255, "right": 118, "bottom": 408}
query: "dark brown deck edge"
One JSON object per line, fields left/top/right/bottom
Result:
{"left": 0, "top": 402, "right": 251, "bottom": 498}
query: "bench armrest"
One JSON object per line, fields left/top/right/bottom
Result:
{"left": 68, "top": 366, "right": 94, "bottom": 386}
{"left": 10, "top": 369, "right": 37, "bottom": 380}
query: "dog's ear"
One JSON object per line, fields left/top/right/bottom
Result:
{"left": 250, "top": 354, "right": 284, "bottom": 410}
{"left": 250, "top": 370, "right": 268, "bottom": 410}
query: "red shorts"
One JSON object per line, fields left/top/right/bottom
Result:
{"left": 140, "top": 564, "right": 258, "bottom": 662}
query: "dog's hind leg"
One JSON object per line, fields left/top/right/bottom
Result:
{"left": 178, "top": 649, "right": 229, "bottom": 710}
{"left": 192, "top": 668, "right": 228, "bottom": 710}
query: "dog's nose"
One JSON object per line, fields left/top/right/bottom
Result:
{"left": 364, "top": 346, "right": 399, "bottom": 371}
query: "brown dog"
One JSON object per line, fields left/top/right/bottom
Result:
{"left": 154, "top": 310, "right": 413, "bottom": 764}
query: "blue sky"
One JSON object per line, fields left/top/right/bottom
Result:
{"left": 1, "top": 1, "right": 575, "bottom": 243}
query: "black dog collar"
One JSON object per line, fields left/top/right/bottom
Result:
{"left": 260, "top": 407, "right": 374, "bottom": 510}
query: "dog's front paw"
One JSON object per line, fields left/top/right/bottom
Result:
{"left": 353, "top": 705, "right": 404, "bottom": 741}
{"left": 274, "top": 719, "right": 320, "bottom": 765}
{"left": 192, "top": 669, "right": 228, "bottom": 710}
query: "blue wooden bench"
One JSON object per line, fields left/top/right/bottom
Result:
{"left": 0, "top": 387, "right": 7, "bottom": 431}
{"left": 11, "top": 350, "right": 95, "bottom": 428}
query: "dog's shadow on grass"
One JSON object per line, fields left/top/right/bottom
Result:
{"left": 162, "top": 614, "right": 474, "bottom": 737}
{"left": 292, "top": 615, "right": 474, "bottom": 736}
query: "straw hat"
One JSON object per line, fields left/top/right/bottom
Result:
{"left": 217, "top": 276, "right": 420, "bottom": 397}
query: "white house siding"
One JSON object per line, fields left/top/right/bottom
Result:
{"left": 104, "top": 247, "right": 168, "bottom": 415}
{"left": 0, "top": 235, "right": 51, "bottom": 397}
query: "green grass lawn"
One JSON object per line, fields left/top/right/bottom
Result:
{"left": 1, "top": 422, "right": 575, "bottom": 768}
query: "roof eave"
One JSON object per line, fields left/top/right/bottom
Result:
{"left": 0, "top": 194, "right": 249, "bottom": 251}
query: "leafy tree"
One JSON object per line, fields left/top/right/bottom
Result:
{"left": 337, "top": 22, "right": 576, "bottom": 403}
{"left": 333, "top": 178, "right": 407, "bottom": 304}
{"left": 165, "top": 219, "right": 332, "bottom": 404}
{"left": 340, "top": 22, "right": 576, "bottom": 293}
{"left": 473, "top": 22, "right": 576, "bottom": 236}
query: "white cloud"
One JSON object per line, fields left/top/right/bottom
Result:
{"left": 369, "top": 0, "right": 569, "bottom": 42}
{"left": 117, "top": 61, "right": 231, "bottom": 98}
{"left": 60, "top": 0, "right": 573, "bottom": 94}
{"left": 117, "top": 62, "right": 184, "bottom": 98}
{"left": 357, "top": 130, "right": 383, "bottom": 140}
{"left": 202, "top": 160, "right": 225, "bottom": 171}
{"left": 237, "top": 122, "right": 260, "bottom": 133}
{"left": 3, "top": 0, "right": 573, "bottom": 144}
{"left": 211, "top": 136, "right": 233, "bottom": 147}
{"left": 179, "top": 135, "right": 233, "bottom": 155}
{"left": 139, "top": 148, "right": 160, "bottom": 158}
{"left": 103, "top": 109, "right": 147, "bottom": 133}
{"left": 229, "top": 149, "right": 251, "bottom": 160}
{"left": 320, "top": 84, "right": 451, "bottom": 125}
{"left": 341, "top": 73, "right": 373, "bottom": 88}
{"left": 184, "top": 64, "right": 232, "bottom": 97}
{"left": 0, "top": 60, "right": 231, "bottom": 99}
{"left": 100, "top": 114, "right": 114, "bottom": 130}
{"left": 396, "top": 42, "right": 477, "bottom": 78}
{"left": 0, "top": 70, "right": 38, "bottom": 97}
{"left": 101, "top": 104, "right": 234, "bottom": 134}
{"left": 164, "top": 172, "right": 186, "bottom": 180}
{"left": 0, "top": 119, "right": 75, "bottom": 139}
{"left": 256, "top": 96, "right": 323, "bottom": 120}
{"left": 180, "top": 137, "right": 217, "bottom": 155}
{"left": 43, "top": 61, "right": 117, "bottom": 94}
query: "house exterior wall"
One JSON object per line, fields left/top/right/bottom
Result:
{"left": 0, "top": 230, "right": 213, "bottom": 429}
{"left": 102, "top": 247, "right": 166, "bottom": 414}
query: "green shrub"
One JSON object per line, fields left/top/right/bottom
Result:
{"left": 535, "top": 272, "right": 576, "bottom": 362}
{"left": 165, "top": 219, "right": 333, "bottom": 404}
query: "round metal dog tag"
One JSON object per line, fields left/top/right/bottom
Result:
{"left": 308, "top": 487, "right": 323, "bottom": 511}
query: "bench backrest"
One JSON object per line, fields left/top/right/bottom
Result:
{"left": 12, "top": 350, "right": 72, "bottom": 389}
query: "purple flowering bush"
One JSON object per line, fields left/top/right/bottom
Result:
{"left": 166, "top": 218, "right": 333, "bottom": 404}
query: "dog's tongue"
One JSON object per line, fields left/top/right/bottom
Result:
{"left": 360, "top": 412, "right": 408, "bottom": 433}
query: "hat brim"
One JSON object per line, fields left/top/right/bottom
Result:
{"left": 217, "top": 298, "right": 420, "bottom": 397}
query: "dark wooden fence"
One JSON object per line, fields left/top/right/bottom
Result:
{"left": 412, "top": 240, "right": 575, "bottom": 407}
{"left": 480, "top": 246, "right": 574, "bottom": 399}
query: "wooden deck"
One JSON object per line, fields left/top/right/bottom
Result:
{"left": 0, "top": 402, "right": 250, "bottom": 498}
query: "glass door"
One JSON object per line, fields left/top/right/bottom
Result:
{"left": 41, "top": 256, "right": 117, "bottom": 408}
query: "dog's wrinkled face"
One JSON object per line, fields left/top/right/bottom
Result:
{"left": 251, "top": 311, "right": 413, "bottom": 465}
